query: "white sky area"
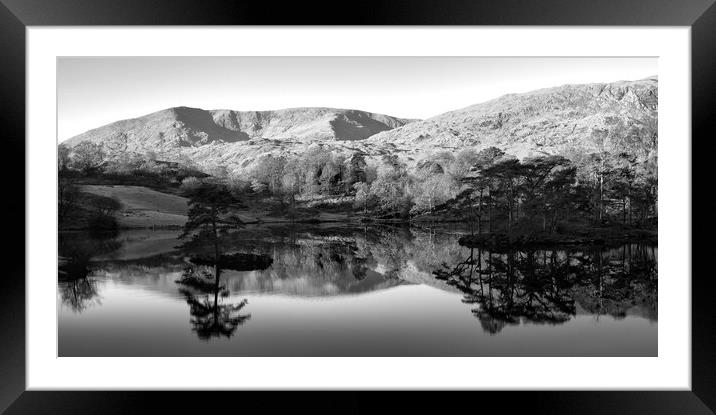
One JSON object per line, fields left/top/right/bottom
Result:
{"left": 58, "top": 57, "right": 656, "bottom": 141}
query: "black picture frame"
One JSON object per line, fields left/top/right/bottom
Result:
{"left": 1, "top": 0, "right": 711, "bottom": 413}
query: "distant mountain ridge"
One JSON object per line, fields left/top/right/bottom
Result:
{"left": 63, "top": 76, "right": 657, "bottom": 173}
{"left": 64, "top": 106, "right": 417, "bottom": 151}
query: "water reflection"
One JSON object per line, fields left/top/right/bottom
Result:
{"left": 57, "top": 231, "right": 121, "bottom": 312}
{"left": 433, "top": 245, "right": 657, "bottom": 335}
{"left": 58, "top": 226, "right": 657, "bottom": 356}
{"left": 58, "top": 231, "right": 122, "bottom": 280}
{"left": 182, "top": 290, "right": 250, "bottom": 340}
{"left": 58, "top": 277, "right": 100, "bottom": 313}
{"left": 176, "top": 224, "right": 279, "bottom": 339}
{"left": 178, "top": 264, "right": 252, "bottom": 340}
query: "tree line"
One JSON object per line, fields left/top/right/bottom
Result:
{"left": 458, "top": 147, "right": 657, "bottom": 234}
{"left": 433, "top": 245, "right": 658, "bottom": 334}
{"left": 58, "top": 139, "right": 657, "bottom": 233}
{"left": 59, "top": 141, "right": 205, "bottom": 183}
{"left": 229, "top": 144, "right": 657, "bottom": 232}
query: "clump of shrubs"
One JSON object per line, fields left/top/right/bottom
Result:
{"left": 86, "top": 194, "right": 121, "bottom": 233}
{"left": 180, "top": 176, "right": 203, "bottom": 194}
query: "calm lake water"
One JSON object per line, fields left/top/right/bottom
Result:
{"left": 58, "top": 225, "right": 657, "bottom": 356}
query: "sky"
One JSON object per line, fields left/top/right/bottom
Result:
{"left": 57, "top": 57, "right": 656, "bottom": 141}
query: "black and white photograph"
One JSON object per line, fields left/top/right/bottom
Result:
{"left": 56, "top": 56, "right": 658, "bottom": 357}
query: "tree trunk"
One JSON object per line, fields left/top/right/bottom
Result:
{"left": 469, "top": 201, "right": 475, "bottom": 236}
{"left": 211, "top": 206, "right": 220, "bottom": 259}
{"left": 551, "top": 211, "right": 559, "bottom": 233}
{"left": 488, "top": 190, "right": 493, "bottom": 234}
{"left": 212, "top": 264, "right": 222, "bottom": 327}
{"left": 477, "top": 189, "right": 484, "bottom": 234}
{"left": 477, "top": 248, "right": 483, "bottom": 296}
{"left": 623, "top": 198, "right": 627, "bottom": 225}
{"left": 599, "top": 173, "right": 604, "bottom": 223}
{"left": 214, "top": 264, "right": 220, "bottom": 305}
{"left": 508, "top": 206, "right": 512, "bottom": 231}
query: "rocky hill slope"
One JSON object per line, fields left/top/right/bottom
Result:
{"left": 64, "top": 106, "right": 416, "bottom": 152}
{"left": 366, "top": 76, "right": 658, "bottom": 162}
{"left": 63, "top": 77, "right": 657, "bottom": 173}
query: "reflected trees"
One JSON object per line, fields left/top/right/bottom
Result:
{"left": 59, "top": 277, "right": 100, "bottom": 313}
{"left": 572, "top": 245, "right": 658, "bottom": 321}
{"left": 177, "top": 257, "right": 255, "bottom": 340}
{"left": 179, "top": 269, "right": 251, "bottom": 340}
{"left": 176, "top": 184, "right": 274, "bottom": 339}
{"left": 57, "top": 231, "right": 121, "bottom": 312}
{"left": 177, "top": 182, "right": 248, "bottom": 338}
{"left": 433, "top": 244, "right": 657, "bottom": 335}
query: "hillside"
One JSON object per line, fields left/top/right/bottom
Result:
{"left": 64, "top": 106, "right": 416, "bottom": 153}
{"left": 63, "top": 77, "right": 657, "bottom": 174}
{"left": 366, "top": 76, "right": 658, "bottom": 163}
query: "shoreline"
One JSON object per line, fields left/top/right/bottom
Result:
{"left": 60, "top": 217, "right": 658, "bottom": 248}
{"left": 458, "top": 230, "right": 657, "bottom": 250}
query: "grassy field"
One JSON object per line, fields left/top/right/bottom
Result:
{"left": 80, "top": 185, "right": 189, "bottom": 228}
{"left": 77, "top": 184, "right": 353, "bottom": 230}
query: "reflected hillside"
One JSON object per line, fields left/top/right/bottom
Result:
{"left": 58, "top": 225, "right": 471, "bottom": 305}
{"left": 218, "top": 232, "right": 409, "bottom": 297}
{"left": 59, "top": 225, "right": 658, "bottom": 356}
{"left": 59, "top": 226, "right": 656, "bottom": 309}
{"left": 57, "top": 225, "right": 508, "bottom": 300}
{"left": 208, "top": 224, "right": 471, "bottom": 296}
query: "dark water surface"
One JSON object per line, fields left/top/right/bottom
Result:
{"left": 58, "top": 225, "right": 657, "bottom": 356}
